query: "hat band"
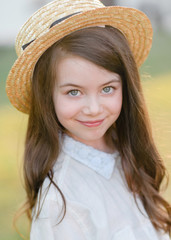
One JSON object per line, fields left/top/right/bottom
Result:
{"left": 22, "top": 11, "right": 81, "bottom": 51}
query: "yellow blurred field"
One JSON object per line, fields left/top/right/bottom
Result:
{"left": 142, "top": 74, "right": 171, "bottom": 199}
{"left": 0, "top": 73, "right": 171, "bottom": 239}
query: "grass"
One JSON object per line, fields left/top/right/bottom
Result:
{"left": 140, "top": 31, "right": 171, "bottom": 76}
{"left": 0, "top": 47, "right": 17, "bottom": 106}
{"left": 142, "top": 74, "right": 171, "bottom": 199}
{"left": 0, "top": 107, "right": 28, "bottom": 239}
{"left": 0, "top": 32, "right": 171, "bottom": 239}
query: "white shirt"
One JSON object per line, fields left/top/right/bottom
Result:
{"left": 30, "top": 135, "right": 170, "bottom": 240}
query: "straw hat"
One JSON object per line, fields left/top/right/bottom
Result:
{"left": 6, "top": 0, "right": 153, "bottom": 114}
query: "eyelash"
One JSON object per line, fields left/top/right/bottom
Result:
{"left": 67, "top": 86, "right": 115, "bottom": 96}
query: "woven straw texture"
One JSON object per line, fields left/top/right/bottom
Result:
{"left": 6, "top": 0, "right": 153, "bottom": 114}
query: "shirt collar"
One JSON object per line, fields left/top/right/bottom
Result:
{"left": 61, "top": 134, "right": 120, "bottom": 180}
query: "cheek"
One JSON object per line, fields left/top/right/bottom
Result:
{"left": 54, "top": 96, "right": 80, "bottom": 120}
{"left": 108, "top": 93, "right": 123, "bottom": 114}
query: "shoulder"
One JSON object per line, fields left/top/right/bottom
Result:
{"left": 33, "top": 150, "right": 98, "bottom": 216}
{"left": 31, "top": 151, "right": 100, "bottom": 239}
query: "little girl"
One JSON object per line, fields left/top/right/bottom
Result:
{"left": 6, "top": 0, "right": 171, "bottom": 239}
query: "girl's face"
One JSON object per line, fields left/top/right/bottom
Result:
{"left": 53, "top": 55, "right": 122, "bottom": 151}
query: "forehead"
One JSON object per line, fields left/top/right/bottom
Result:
{"left": 55, "top": 54, "right": 121, "bottom": 86}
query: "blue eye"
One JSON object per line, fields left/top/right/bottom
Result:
{"left": 102, "top": 86, "right": 113, "bottom": 94}
{"left": 68, "top": 90, "right": 80, "bottom": 96}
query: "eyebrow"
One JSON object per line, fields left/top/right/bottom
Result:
{"left": 59, "top": 79, "right": 121, "bottom": 88}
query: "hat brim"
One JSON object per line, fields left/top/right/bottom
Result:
{"left": 6, "top": 7, "right": 153, "bottom": 114}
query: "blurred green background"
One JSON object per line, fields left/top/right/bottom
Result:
{"left": 0, "top": 31, "right": 171, "bottom": 239}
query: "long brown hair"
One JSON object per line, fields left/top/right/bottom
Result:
{"left": 21, "top": 26, "right": 171, "bottom": 234}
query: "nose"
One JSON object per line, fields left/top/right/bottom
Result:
{"left": 82, "top": 95, "right": 103, "bottom": 116}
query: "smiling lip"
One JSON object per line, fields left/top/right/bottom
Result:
{"left": 77, "top": 119, "right": 104, "bottom": 127}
